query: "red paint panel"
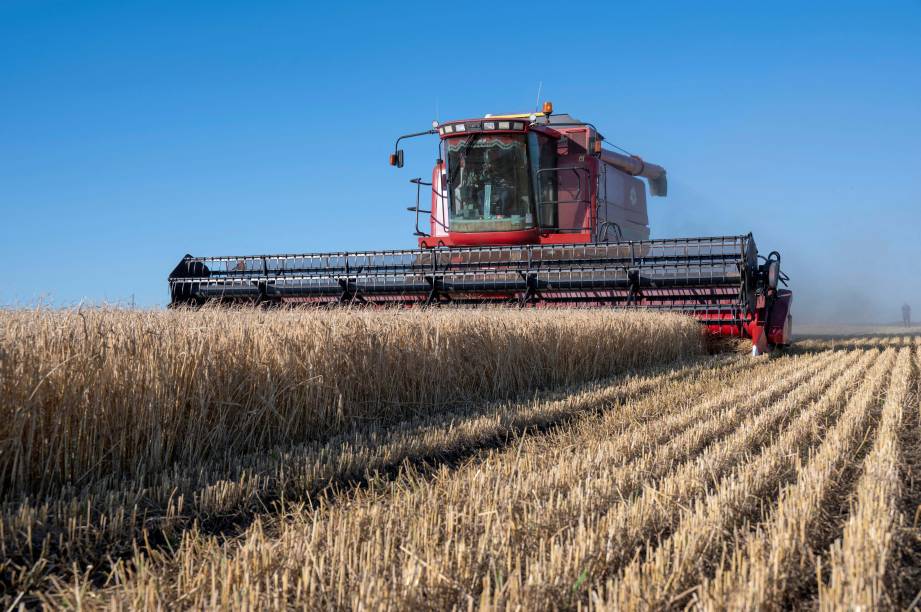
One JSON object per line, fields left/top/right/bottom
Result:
{"left": 427, "top": 228, "right": 542, "bottom": 247}
{"left": 767, "top": 290, "right": 793, "bottom": 345}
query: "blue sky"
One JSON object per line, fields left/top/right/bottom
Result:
{"left": 1, "top": 1, "right": 919, "bottom": 322}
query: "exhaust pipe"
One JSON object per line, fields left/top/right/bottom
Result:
{"left": 600, "top": 149, "right": 668, "bottom": 197}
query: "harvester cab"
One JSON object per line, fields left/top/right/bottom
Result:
{"left": 169, "top": 104, "right": 793, "bottom": 355}
{"left": 394, "top": 102, "right": 666, "bottom": 248}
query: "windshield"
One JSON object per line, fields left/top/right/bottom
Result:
{"left": 446, "top": 134, "right": 534, "bottom": 233}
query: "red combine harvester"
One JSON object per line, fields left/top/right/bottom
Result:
{"left": 169, "top": 103, "right": 792, "bottom": 354}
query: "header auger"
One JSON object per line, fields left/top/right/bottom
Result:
{"left": 169, "top": 104, "right": 793, "bottom": 354}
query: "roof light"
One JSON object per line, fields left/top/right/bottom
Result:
{"left": 444, "top": 124, "right": 454, "bottom": 133}
{"left": 542, "top": 101, "right": 553, "bottom": 114}
{"left": 455, "top": 123, "right": 466, "bottom": 132}
{"left": 483, "top": 121, "right": 496, "bottom": 130}
{"left": 498, "top": 121, "right": 510, "bottom": 130}
{"left": 512, "top": 122, "right": 523, "bottom": 130}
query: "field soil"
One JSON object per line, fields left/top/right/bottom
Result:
{"left": 2, "top": 310, "right": 919, "bottom": 610}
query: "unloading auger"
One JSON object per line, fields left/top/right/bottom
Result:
{"left": 169, "top": 103, "right": 792, "bottom": 354}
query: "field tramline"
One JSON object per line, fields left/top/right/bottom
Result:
{"left": 1, "top": 309, "right": 919, "bottom": 609}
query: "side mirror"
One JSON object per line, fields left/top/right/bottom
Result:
{"left": 389, "top": 149, "right": 404, "bottom": 168}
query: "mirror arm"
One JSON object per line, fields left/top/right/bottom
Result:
{"left": 392, "top": 129, "right": 438, "bottom": 157}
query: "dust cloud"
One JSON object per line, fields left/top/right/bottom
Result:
{"left": 784, "top": 240, "right": 920, "bottom": 326}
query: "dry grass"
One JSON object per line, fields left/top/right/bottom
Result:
{"left": 3, "top": 308, "right": 921, "bottom": 610}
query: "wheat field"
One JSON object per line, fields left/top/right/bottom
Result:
{"left": 2, "top": 309, "right": 919, "bottom": 610}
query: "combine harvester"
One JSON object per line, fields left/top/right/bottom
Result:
{"left": 169, "top": 103, "right": 792, "bottom": 354}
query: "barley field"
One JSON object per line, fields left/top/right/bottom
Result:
{"left": 1, "top": 309, "right": 919, "bottom": 610}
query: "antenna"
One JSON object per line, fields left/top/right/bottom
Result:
{"left": 435, "top": 97, "right": 439, "bottom": 123}
{"left": 534, "top": 81, "right": 543, "bottom": 113}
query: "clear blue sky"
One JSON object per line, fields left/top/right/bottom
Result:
{"left": 2, "top": 1, "right": 919, "bottom": 322}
